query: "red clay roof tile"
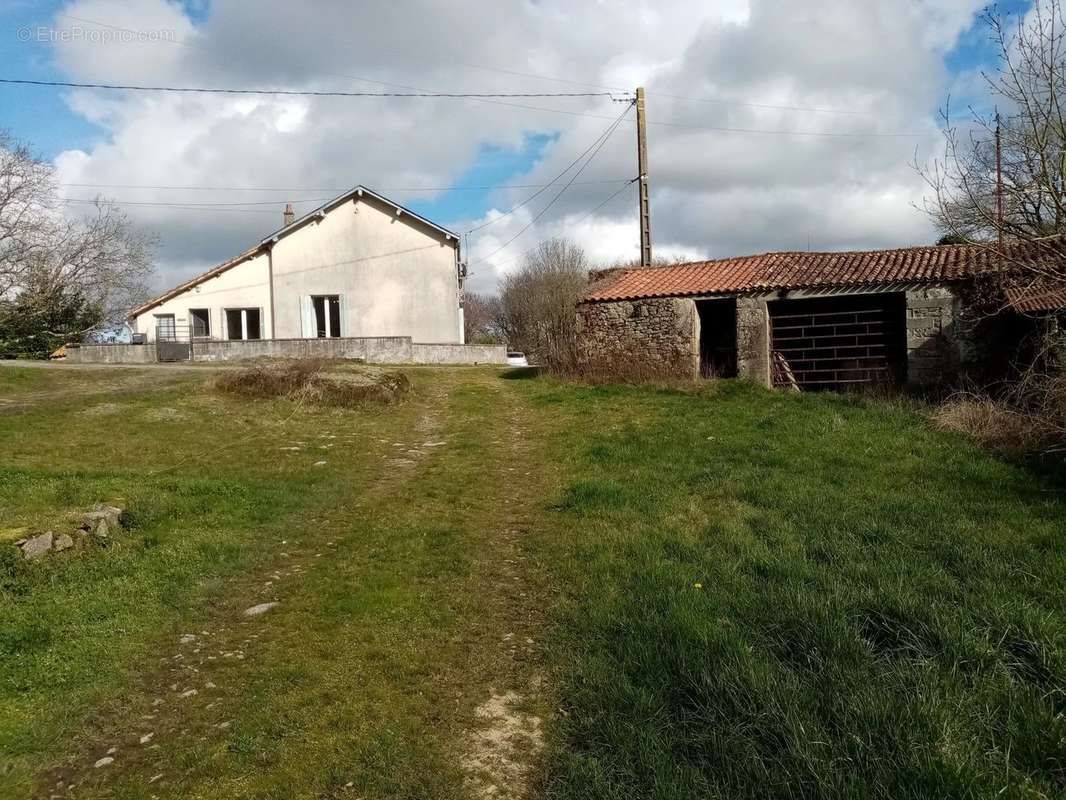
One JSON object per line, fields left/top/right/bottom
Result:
{"left": 582, "top": 240, "right": 1066, "bottom": 302}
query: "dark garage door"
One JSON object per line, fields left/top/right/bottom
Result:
{"left": 768, "top": 293, "right": 906, "bottom": 391}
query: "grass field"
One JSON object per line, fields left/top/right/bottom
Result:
{"left": 1, "top": 364, "right": 1064, "bottom": 799}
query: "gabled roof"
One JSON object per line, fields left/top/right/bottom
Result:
{"left": 582, "top": 239, "right": 1066, "bottom": 303}
{"left": 129, "top": 185, "right": 458, "bottom": 319}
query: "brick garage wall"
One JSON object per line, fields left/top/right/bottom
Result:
{"left": 905, "top": 286, "right": 969, "bottom": 388}
{"left": 577, "top": 297, "right": 698, "bottom": 376}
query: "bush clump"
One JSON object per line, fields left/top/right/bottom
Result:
{"left": 934, "top": 371, "right": 1066, "bottom": 459}
{"left": 214, "top": 360, "right": 410, "bottom": 408}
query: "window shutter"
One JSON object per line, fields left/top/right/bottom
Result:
{"left": 300, "top": 296, "right": 313, "bottom": 338}
{"left": 339, "top": 294, "right": 348, "bottom": 338}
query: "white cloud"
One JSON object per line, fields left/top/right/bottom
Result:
{"left": 45, "top": 0, "right": 989, "bottom": 297}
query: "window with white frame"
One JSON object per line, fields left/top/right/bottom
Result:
{"left": 190, "top": 308, "right": 210, "bottom": 338}
{"left": 224, "top": 308, "right": 262, "bottom": 340}
{"left": 311, "top": 295, "right": 341, "bottom": 338}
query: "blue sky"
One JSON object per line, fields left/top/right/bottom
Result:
{"left": 2, "top": 1, "right": 1028, "bottom": 228}
{"left": 0, "top": 1, "right": 1039, "bottom": 293}
{"left": 0, "top": 0, "right": 559, "bottom": 231}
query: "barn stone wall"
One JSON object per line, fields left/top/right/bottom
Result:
{"left": 736, "top": 298, "right": 772, "bottom": 387}
{"left": 905, "top": 287, "right": 967, "bottom": 389}
{"left": 577, "top": 297, "right": 699, "bottom": 376}
{"left": 578, "top": 286, "right": 975, "bottom": 390}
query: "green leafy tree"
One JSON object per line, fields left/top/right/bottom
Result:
{"left": 0, "top": 282, "right": 102, "bottom": 358}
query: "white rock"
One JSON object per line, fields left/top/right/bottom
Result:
{"left": 93, "top": 757, "right": 114, "bottom": 768}
{"left": 140, "top": 733, "right": 154, "bottom": 744}
{"left": 243, "top": 602, "right": 279, "bottom": 617}
{"left": 180, "top": 689, "right": 198, "bottom": 698}
{"left": 20, "top": 531, "right": 54, "bottom": 560}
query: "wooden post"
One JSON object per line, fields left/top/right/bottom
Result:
{"left": 636, "top": 86, "right": 652, "bottom": 267}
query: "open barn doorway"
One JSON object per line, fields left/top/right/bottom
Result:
{"left": 697, "top": 299, "right": 738, "bottom": 378}
{"left": 768, "top": 293, "right": 907, "bottom": 391}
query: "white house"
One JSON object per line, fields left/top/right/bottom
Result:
{"left": 130, "top": 186, "right": 465, "bottom": 344}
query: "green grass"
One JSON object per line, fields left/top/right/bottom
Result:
{"left": 2, "top": 365, "right": 1064, "bottom": 799}
{"left": 0, "top": 365, "right": 552, "bottom": 799}
{"left": 529, "top": 380, "right": 1066, "bottom": 799}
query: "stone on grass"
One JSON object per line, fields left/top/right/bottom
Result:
{"left": 20, "top": 532, "right": 54, "bottom": 560}
{"left": 82, "top": 504, "right": 124, "bottom": 540}
{"left": 139, "top": 732, "right": 154, "bottom": 744}
{"left": 83, "top": 504, "right": 123, "bottom": 530}
{"left": 53, "top": 533, "right": 74, "bottom": 552}
{"left": 243, "top": 602, "right": 279, "bottom": 617}
{"left": 94, "top": 757, "right": 114, "bottom": 768}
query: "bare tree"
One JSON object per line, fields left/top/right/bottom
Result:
{"left": 498, "top": 237, "right": 588, "bottom": 369}
{"left": 918, "top": 1, "right": 1066, "bottom": 289}
{"left": 462, "top": 291, "right": 503, "bottom": 344}
{"left": 0, "top": 131, "right": 156, "bottom": 343}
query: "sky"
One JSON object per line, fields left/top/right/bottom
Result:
{"left": 0, "top": 0, "right": 1035, "bottom": 296}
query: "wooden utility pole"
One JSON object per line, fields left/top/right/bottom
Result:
{"left": 636, "top": 86, "right": 652, "bottom": 267}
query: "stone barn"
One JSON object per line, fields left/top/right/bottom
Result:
{"left": 577, "top": 240, "right": 1066, "bottom": 391}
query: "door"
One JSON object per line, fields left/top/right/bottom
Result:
{"left": 155, "top": 315, "right": 191, "bottom": 361}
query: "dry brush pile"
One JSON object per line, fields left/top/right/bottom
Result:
{"left": 214, "top": 359, "right": 410, "bottom": 408}
{"left": 934, "top": 368, "right": 1066, "bottom": 459}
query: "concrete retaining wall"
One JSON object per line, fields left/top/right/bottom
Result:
{"left": 410, "top": 342, "right": 509, "bottom": 364}
{"left": 194, "top": 337, "right": 412, "bottom": 364}
{"left": 65, "top": 343, "right": 158, "bottom": 364}
{"left": 65, "top": 337, "right": 507, "bottom": 366}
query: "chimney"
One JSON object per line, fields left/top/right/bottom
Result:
{"left": 283, "top": 203, "right": 295, "bottom": 227}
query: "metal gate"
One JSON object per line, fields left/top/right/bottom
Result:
{"left": 768, "top": 294, "right": 906, "bottom": 391}
{"left": 156, "top": 324, "right": 192, "bottom": 362}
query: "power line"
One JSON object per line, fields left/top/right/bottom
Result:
{"left": 61, "top": 198, "right": 279, "bottom": 214}
{"left": 468, "top": 178, "right": 638, "bottom": 277}
{"left": 43, "top": 14, "right": 923, "bottom": 136}
{"left": 468, "top": 104, "right": 632, "bottom": 267}
{"left": 0, "top": 77, "right": 621, "bottom": 99}
{"left": 648, "top": 91, "right": 872, "bottom": 116}
{"left": 645, "top": 117, "right": 922, "bottom": 138}
{"left": 59, "top": 12, "right": 870, "bottom": 118}
{"left": 467, "top": 104, "right": 636, "bottom": 234}
{"left": 50, "top": 14, "right": 640, "bottom": 125}
{"left": 57, "top": 179, "right": 633, "bottom": 193}
{"left": 62, "top": 196, "right": 329, "bottom": 207}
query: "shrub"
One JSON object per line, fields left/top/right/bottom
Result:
{"left": 934, "top": 374, "right": 1066, "bottom": 459}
